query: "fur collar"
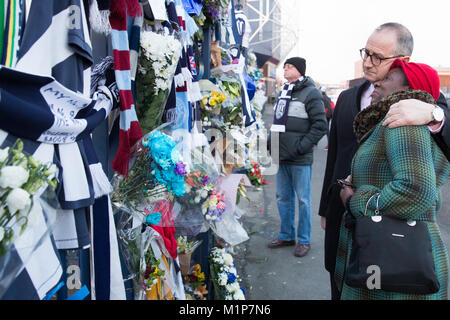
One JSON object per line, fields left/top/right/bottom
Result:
{"left": 353, "top": 90, "right": 436, "bottom": 143}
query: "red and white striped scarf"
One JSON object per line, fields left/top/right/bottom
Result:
{"left": 109, "top": 0, "right": 143, "bottom": 176}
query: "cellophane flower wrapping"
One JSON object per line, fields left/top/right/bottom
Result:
{"left": 111, "top": 126, "right": 189, "bottom": 215}
{"left": 112, "top": 125, "right": 189, "bottom": 299}
{"left": 176, "top": 236, "right": 203, "bottom": 276}
{"left": 116, "top": 204, "right": 166, "bottom": 300}
{"left": 209, "top": 174, "right": 250, "bottom": 246}
{"left": 0, "top": 140, "right": 59, "bottom": 298}
{"left": 173, "top": 145, "right": 220, "bottom": 236}
{"left": 135, "top": 30, "right": 182, "bottom": 134}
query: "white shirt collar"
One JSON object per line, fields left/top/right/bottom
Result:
{"left": 361, "top": 83, "right": 374, "bottom": 110}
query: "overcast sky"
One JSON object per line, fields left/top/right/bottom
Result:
{"left": 280, "top": 0, "right": 450, "bottom": 84}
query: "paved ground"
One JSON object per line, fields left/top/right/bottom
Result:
{"left": 232, "top": 101, "right": 450, "bottom": 300}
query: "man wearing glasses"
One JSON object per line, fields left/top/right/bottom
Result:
{"left": 318, "top": 22, "right": 449, "bottom": 300}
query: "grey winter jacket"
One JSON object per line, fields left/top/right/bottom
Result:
{"left": 274, "top": 77, "right": 328, "bottom": 166}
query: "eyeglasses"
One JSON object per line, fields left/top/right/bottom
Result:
{"left": 359, "top": 48, "right": 403, "bottom": 66}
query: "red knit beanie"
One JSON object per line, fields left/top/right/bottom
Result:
{"left": 390, "top": 59, "right": 440, "bottom": 101}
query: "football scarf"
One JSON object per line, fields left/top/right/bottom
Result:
{"left": 270, "top": 78, "right": 301, "bottom": 132}
{"left": 109, "top": 0, "right": 143, "bottom": 177}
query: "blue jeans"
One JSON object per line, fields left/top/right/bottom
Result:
{"left": 276, "top": 163, "right": 312, "bottom": 244}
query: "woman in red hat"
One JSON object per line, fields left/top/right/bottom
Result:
{"left": 336, "top": 59, "right": 450, "bottom": 300}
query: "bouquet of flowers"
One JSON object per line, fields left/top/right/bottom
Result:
{"left": 181, "top": 170, "right": 215, "bottom": 206}
{"left": 176, "top": 235, "right": 203, "bottom": 275}
{"left": 221, "top": 104, "right": 243, "bottom": 132}
{"left": 117, "top": 212, "right": 165, "bottom": 299}
{"left": 236, "top": 179, "right": 250, "bottom": 205}
{"left": 246, "top": 161, "right": 268, "bottom": 187}
{"left": 112, "top": 130, "right": 188, "bottom": 214}
{"left": 141, "top": 244, "right": 165, "bottom": 292}
{"left": 221, "top": 49, "right": 233, "bottom": 66}
{"left": 195, "top": 0, "right": 230, "bottom": 28}
{"left": 201, "top": 90, "right": 227, "bottom": 115}
{"left": 135, "top": 30, "right": 182, "bottom": 134}
{"left": 221, "top": 80, "right": 241, "bottom": 101}
{"left": 184, "top": 264, "right": 208, "bottom": 300}
{"left": 209, "top": 247, "right": 245, "bottom": 300}
{"left": 0, "top": 140, "right": 57, "bottom": 256}
{"left": 201, "top": 190, "right": 226, "bottom": 222}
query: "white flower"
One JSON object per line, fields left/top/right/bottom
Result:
{"left": 6, "top": 188, "right": 31, "bottom": 214}
{"left": 201, "top": 189, "right": 209, "bottom": 199}
{"left": 213, "top": 256, "right": 224, "bottom": 264}
{"left": 218, "top": 272, "right": 228, "bottom": 286}
{"left": 0, "top": 147, "right": 9, "bottom": 162}
{"left": 226, "top": 282, "right": 240, "bottom": 294}
{"left": 184, "top": 183, "right": 192, "bottom": 193}
{"left": 223, "top": 253, "right": 233, "bottom": 266}
{"left": 0, "top": 165, "right": 29, "bottom": 189}
{"left": 226, "top": 266, "right": 237, "bottom": 275}
{"left": 233, "top": 289, "right": 245, "bottom": 300}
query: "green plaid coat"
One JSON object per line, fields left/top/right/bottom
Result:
{"left": 335, "top": 90, "right": 450, "bottom": 300}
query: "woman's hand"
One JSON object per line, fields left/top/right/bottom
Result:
{"left": 339, "top": 175, "right": 354, "bottom": 207}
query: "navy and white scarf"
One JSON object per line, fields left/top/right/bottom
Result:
{"left": 0, "top": 66, "right": 125, "bottom": 299}
{"left": 3, "top": 0, "right": 125, "bottom": 300}
{"left": 228, "top": 0, "right": 256, "bottom": 127}
{"left": 270, "top": 78, "right": 302, "bottom": 132}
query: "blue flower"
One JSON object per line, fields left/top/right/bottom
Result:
{"left": 227, "top": 273, "right": 237, "bottom": 283}
{"left": 143, "top": 131, "right": 186, "bottom": 197}
{"left": 145, "top": 212, "right": 162, "bottom": 225}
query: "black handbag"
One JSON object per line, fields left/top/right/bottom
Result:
{"left": 344, "top": 193, "right": 440, "bottom": 295}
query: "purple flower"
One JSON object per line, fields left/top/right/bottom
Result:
{"left": 202, "top": 176, "right": 209, "bottom": 185}
{"left": 175, "top": 161, "right": 187, "bottom": 176}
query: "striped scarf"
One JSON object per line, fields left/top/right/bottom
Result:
{"left": 1, "top": 0, "right": 25, "bottom": 67}
{"left": 109, "top": 0, "right": 143, "bottom": 177}
{"left": 270, "top": 78, "right": 304, "bottom": 132}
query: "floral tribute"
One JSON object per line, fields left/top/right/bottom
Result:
{"left": 201, "top": 90, "right": 227, "bottom": 115}
{"left": 142, "top": 248, "right": 165, "bottom": 291}
{"left": 135, "top": 30, "right": 182, "bottom": 134}
{"left": 184, "top": 264, "right": 208, "bottom": 300}
{"left": 112, "top": 130, "right": 188, "bottom": 211}
{"left": 209, "top": 247, "right": 245, "bottom": 300}
{"left": 0, "top": 140, "right": 57, "bottom": 256}
{"left": 246, "top": 161, "right": 268, "bottom": 187}
{"left": 195, "top": 0, "right": 230, "bottom": 28}
{"left": 201, "top": 190, "right": 226, "bottom": 222}
{"left": 181, "top": 170, "right": 215, "bottom": 207}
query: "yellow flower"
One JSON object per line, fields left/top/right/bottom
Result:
{"left": 209, "top": 97, "right": 217, "bottom": 106}
{"left": 197, "top": 272, "right": 205, "bottom": 282}
{"left": 209, "top": 196, "right": 217, "bottom": 206}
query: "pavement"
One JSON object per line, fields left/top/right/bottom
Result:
{"left": 232, "top": 101, "right": 450, "bottom": 300}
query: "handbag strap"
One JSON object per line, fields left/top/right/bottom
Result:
{"left": 364, "top": 192, "right": 380, "bottom": 216}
